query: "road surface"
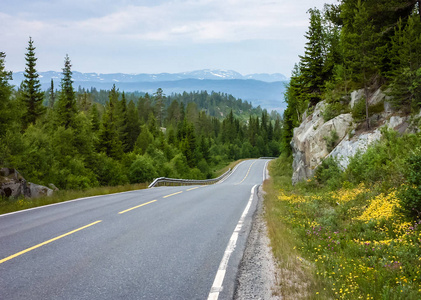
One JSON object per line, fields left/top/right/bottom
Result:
{"left": 0, "top": 159, "right": 270, "bottom": 300}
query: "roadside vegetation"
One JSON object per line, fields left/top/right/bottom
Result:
{"left": 265, "top": 130, "right": 421, "bottom": 299}
{"left": 0, "top": 159, "right": 246, "bottom": 216}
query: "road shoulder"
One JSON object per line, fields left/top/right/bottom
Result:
{"left": 234, "top": 185, "right": 281, "bottom": 299}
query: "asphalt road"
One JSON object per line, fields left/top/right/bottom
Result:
{"left": 0, "top": 159, "right": 270, "bottom": 300}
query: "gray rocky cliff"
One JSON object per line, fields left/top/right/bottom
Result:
{"left": 291, "top": 88, "right": 418, "bottom": 184}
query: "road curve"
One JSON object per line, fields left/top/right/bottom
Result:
{"left": 0, "top": 159, "right": 270, "bottom": 300}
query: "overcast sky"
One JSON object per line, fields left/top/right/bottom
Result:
{"left": 1, "top": 0, "right": 337, "bottom": 76}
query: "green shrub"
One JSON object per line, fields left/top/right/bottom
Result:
{"left": 323, "top": 129, "right": 339, "bottom": 152}
{"left": 398, "top": 148, "right": 421, "bottom": 220}
{"left": 322, "top": 102, "right": 347, "bottom": 122}
{"left": 129, "top": 155, "right": 158, "bottom": 183}
{"left": 314, "top": 156, "right": 343, "bottom": 189}
{"left": 351, "top": 97, "right": 366, "bottom": 121}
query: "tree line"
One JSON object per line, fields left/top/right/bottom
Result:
{"left": 281, "top": 0, "right": 421, "bottom": 154}
{"left": 0, "top": 39, "right": 281, "bottom": 190}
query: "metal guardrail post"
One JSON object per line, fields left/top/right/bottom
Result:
{"left": 148, "top": 168, "right": 232, "bottom": 188}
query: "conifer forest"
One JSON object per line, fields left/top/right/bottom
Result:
{"left": 0, "top": 42, "right": 281, "bottom": 190}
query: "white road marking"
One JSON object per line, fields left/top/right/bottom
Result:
{"left": 0, "top": 190, "right": 143, "bottom": 218}
{"left": 216, "top": 160, "right": 247, "bottom": 184}
{"left": 207, "top": 184, "right": 257, "bottom": 300}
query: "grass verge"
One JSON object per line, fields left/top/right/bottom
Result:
{"left": 264, "top": 156, "right": 325, "bottom": 299}
{"left": 212, "top": 158, "right": 250, "bottom": 178}
{"left": 265, "top": 154, "right": 421, "bottom": 299}
{"left": 0, "top": 183, "right": 148, "bottom": 216}
{"left": 0, "top": 159, "right": 246, "bottom": 216}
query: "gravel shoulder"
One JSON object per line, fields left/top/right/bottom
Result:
{"left": 234, "top": 185, "right": 281, "bottom": 300}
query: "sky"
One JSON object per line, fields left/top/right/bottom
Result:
{"left": 1, "top": 0, "right": 338, "bottom": 76}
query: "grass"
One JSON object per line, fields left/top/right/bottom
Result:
{"left": 212, "top": 158, "right": 250, "bottom": 178}
{"left": 0, "top": 183, "right": 148, "bottom": 215}
{"left": 264, "top": 156, "right": 325, "bottom": 299}
{"left": 0, "top": 159, "right": 246, "bottom": 216}
{"left": 264, "top": 155, "right": 421, "bottom": 299}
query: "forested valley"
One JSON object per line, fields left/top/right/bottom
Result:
{"left": 0, "top": 42, "right": 281, "bottom": 190}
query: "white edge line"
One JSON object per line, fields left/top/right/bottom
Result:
{"left": 207, "top": 184, "right": 257, "bottom": 300}
{"left": 263, "top": 159, "right": 270, "bottom": 181}
{"left": 0, "top": 189, "right": 143, "bottom": 218}
{"left": 217, "top": 160, "right": 247, "bottom": 184}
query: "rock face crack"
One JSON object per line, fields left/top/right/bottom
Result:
{"left": 234, "top": 186, "right": 281, "bottom": 300}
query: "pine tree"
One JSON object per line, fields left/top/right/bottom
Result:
{"left": 90, "top": 103, "right": 100, "bottom": 132}
{"left": 154, "top": 88, "right": 165, "bottom": 127}
{"left": 342, "top": 0, "right": 378, "bottom": 129}
{"left": 56, "top": 55, "right": 77, "bottom": 128}
{"left": 97, "top": 88, "right": 123, "bottom": 159}
{"left": 388, "top": 15, "right": 421, "bottom": 111}
{"left": 49, "top": 79, "right": 55, "bottom": 108}
{"left": 126, "top": 100, "right": 141, "bottom": 152}
{"left": 300, "top": 8, "right": 326, "bottom": 106}
{"left": 21, "top": 37, "right": 45, "bottom": 128}
{"left": 0, "top": 52, "right": 13, "bottom": 135}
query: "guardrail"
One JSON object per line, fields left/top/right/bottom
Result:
{"left": 148, "top": 168, "right": 232, "bottom": 188}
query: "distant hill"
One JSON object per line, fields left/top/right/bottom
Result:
{"left": 10, "top": 69, "right": 288, "bottom": 113}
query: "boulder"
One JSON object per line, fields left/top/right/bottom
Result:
{"left": 0, "top": 167, "right": 53, "bottom": 199}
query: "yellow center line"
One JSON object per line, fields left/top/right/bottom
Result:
{"left": 236, "top": 160, "right": 258, "bottom": 185}
{"left": 186, "top": 187, "right": 199, "bottom": 191}
{"left": 163, "top": 191, "right": 183, "bottom": 198}
{"left": 118, "top": 200, "right": 157, "bottom": 214}
{"left": 0, "top": 220, "right": 102, "bottom": 265}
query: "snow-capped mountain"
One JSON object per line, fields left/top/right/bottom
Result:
{"left": 10, "top": 69, "right": 288, "bottom": 113}
{"left": 11, "top": 69, "right": 288, "bottom": 84}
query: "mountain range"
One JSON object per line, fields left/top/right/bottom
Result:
{"left": 10, "top": 69, "right": 288, "bottom": 112}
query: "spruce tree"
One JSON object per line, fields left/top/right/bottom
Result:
{"left": 21, "top": 37, "right": 45, "bottom": 128}
{"left": 388, "top": 15, "right": 421, "bottom": 111}
{"left": 342, "top": 0, "right": 378, "bottom": 129}
{"left": 300, "top": 8, "right": 326, "bottom": 106}
{"left": 56, "top": 54, "right": 77, "bottom": 128}
{"left": 126, "top": 100, "right": 141, "bottom": 152}
{"left": 49, "top": 79, "right": 55, "bottom": 108}
{"left": 97, "top": 85, "right": 123, "bottom": 159}
{"left": 0, "top": 52, "right": 13, "bottom": 135}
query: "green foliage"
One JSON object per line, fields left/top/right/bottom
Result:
{"left": 351, "top": 97, "right": 366, "bottom": 121}
{"left": 20, "top": 37, "right": 45, "bottom": 128}
{"left": 322, "top": 101, "right": 347, "bottom": 122}
{"left": 0, "top": 43, "right": 282, "bottom": 193}
{"left": 56, "top": 55, "right": 77, "bottom": 128}
{"left": 398, "top": 148, "right": 421, "bottom": 220}
{"left": 314, "top": 156, "right": 343, "bottom": 189}
{"left": 388, "top": 16, "right": 421, "bottom": 112}
{"left": 0, "top": 52, "right": 14, "bottom": 136}
{"left": 323, "top": 129, "right": 339, "bottom": 152}
{"left": 128, "top": 155, "right": 157, "bottom": 183}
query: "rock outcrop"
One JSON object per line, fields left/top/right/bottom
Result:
{"left": 291, "top": 101, "right": 353, "bottom": 184}
{"left": 291, "top": 88, "right": 417, "bottom": 184}
{"left": 0, "top": 168, "right": 53, "bottom": 199}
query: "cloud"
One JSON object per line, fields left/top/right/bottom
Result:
{"left": 0, "top": 0, "right": 336, "bottom": 73}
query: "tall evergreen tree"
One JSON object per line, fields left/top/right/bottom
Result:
{"left": 49, "top": 79, "right": 55, "bottom": 108}
{"left": 300, "top": 8, "right": 326, "bottom": 106}
{"left": 97, "top": 86, "right": 123, "bottom": 159}
{"left": 21, "top": 37, "right": 45, "bottom": 128}
{"left": 388, "top": 15, "right": 421, "bottom": 111}
{"left": 342, "top": 0, "right": 378, "bottom": 129}
{"left": 56, "top": 55, "right": 77, "bottom": 128}
{"left": 0, "top": 52, "right": 13, "bottom": 135}
{"left": 126, "top": 100, "right": 141, "bottom": 152}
